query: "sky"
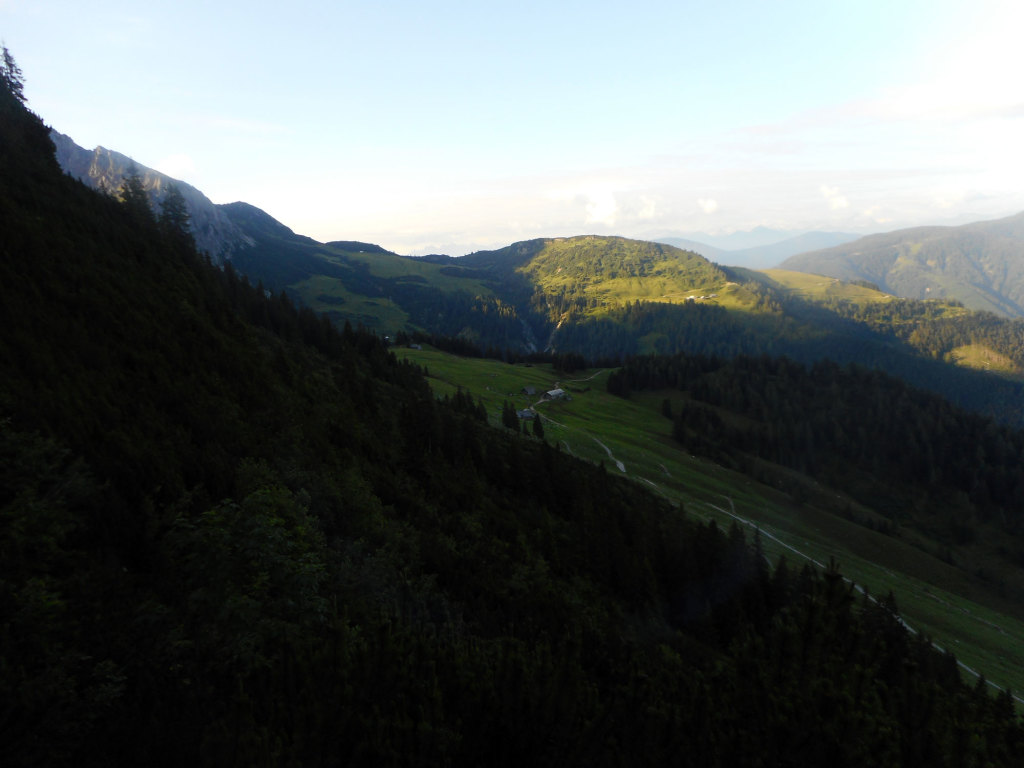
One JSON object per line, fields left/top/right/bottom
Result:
{"left": 3, "top": 0, "right": 1024, "bottom": 255}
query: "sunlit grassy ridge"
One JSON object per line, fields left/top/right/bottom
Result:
{"left": 515, "top": 235, "right": 731, "bottom": 313}
{"left": 396, "top": 343, "right": 1024, "bottom": 700}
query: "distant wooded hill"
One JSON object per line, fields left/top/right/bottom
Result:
{"left": 780, "top": 212, "right": 1024, "bottom": 317}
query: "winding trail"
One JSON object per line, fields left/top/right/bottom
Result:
{"left": 706, "top": 495, "right": 1024, "bottom": 705}
{"left": 562, "top": 369, "right": 609, "bottom": 384}
{"left": 534, "top": 392, "right": 1024, "bottom": 705}
{"left": 537, "top": 394, "right": 1022, "bottom": 701}
{"left": 592, "top": 437, "right": 626, "bottom": 472}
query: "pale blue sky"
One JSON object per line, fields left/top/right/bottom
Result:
{"left": 3, "top": 0, "right": 1023, "bottom": 254}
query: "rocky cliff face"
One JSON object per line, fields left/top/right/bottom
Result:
{"left": 50, "top": 130, "right": 253, "bottom": 263}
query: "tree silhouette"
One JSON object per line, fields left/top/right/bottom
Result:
{"left": 159, "top": 182, "right": 195, "bottom": 250}
{"left": 119, "top": 162, "right": 153, "bottom": 223}
{"left": 1, "top": 44, "right": 26, "bottom": 104}
{"left": 501, "top": 399, "right": 519, "bottom": 432}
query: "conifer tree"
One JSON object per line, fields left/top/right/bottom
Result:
{"left": 501, "top": 400, "right": 519, "bottom": 432}
{"left": 119, "top": 162, "right": 153, "bottom": 223}
{"left": 158, "top": 182, "right": 195, "bottom": 250}
{"left": 0, "top": 44, "right": 26, "bottom": 104}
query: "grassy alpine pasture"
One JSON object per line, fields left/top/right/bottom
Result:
{"left": 325, "top": 245, "right": 494, "bottom": 294}
{"left": 948, "top": 343, "right": 1024, "bottom": 380}
{"left": 758, "top": 268, "right": 896, "bottom": 304}
{"left": 513, "top": 236, "right": 735, "bottom": 314}
{"left": 294, "top": 273, "right": 410, "bottom": 329}
{"left": 287, "top": 244, "right": 496, "bottom": 331}
{"left": 395, "top": 343, "right": 1024, "bottom": 702}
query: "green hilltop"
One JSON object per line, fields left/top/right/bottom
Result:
{"left": 464, "top": 235, "right": 729, "bottom": 309}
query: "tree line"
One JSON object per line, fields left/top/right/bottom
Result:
{"left": 610, "top": 350, "right": 1024, "bottom": 566}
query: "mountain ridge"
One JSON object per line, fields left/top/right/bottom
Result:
{"left": 50, "top": 130, "right": 254, "bottom": 262}
{"left": 656, "top": 230, "right": 861, "bottom": 268}
{"left": 46, "top": 130, "right": 1024, "bottom": 426}
{"left": 780, "top": 212, "right": 1024, "bottom": 316}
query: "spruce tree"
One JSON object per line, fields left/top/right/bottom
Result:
{"left": 119, "top": 162, "right": 153, "bottom": 224}
{"left": 0, "top": 44, "right": 26, "bottom": 104}
{"left": 158, "top": 182, "right": 195, "bottom": 250}
{"left": 501, "top": 400, "right": 519, "bottom": 432}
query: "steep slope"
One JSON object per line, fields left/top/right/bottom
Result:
{"left": 781, "top": 213, "right": 1024, "bottom": 316}
{"left": 5, "top": 54, "right": 1024, "bottom": 766}
{"left": 50, "top": 130, "right": 253, "bottom": 262}
{"left": 402, "top": 343, "right": 1024, "bottom": 699}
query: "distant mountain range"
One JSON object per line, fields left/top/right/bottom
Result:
{"left": 780, "top": 212, "right": 1024, "bottom": 317}
{"left": 655, "top": 230, "right": 861, "bottom": 268}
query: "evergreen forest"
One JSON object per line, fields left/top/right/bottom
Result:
{"left": 2, "top": 49, "right": 1024, "bottom": 766}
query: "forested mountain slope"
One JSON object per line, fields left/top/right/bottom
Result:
{"left": 4, "top": 50, "right": 1023, "bottom": 766}
{"left": 780, "top": 212, "right": 1024, "bottom": 317}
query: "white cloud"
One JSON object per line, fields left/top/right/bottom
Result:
{"left": 544, "top": 185, "right": 621, "bottom": 226}
{"left": 697, "top": 197, "right": 719, "bottom": 214}
{"left": 635, "top": 195, "right": 657, "bottom": 220}
{"left": 820, "top": 185, "right": 849, "bottom": 210}
{"left": 584, "top": 189, "right": 618, "bottom": 225}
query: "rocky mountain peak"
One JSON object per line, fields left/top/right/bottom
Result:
{"left": 49, "top": 130, "right": 253, "bottom": 263}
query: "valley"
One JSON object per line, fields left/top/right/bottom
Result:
{"left": 5, "top": 45, "right": 1024, "bottom": 762}
{"left": 396, "top": 344, "right": 1024, "bottom": 699}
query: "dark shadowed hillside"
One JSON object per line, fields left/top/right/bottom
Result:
{"left": 4, "top": 48, "right": 1024, "bottom": 766}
